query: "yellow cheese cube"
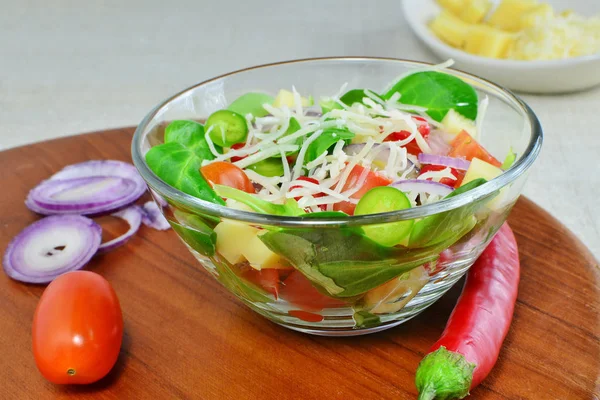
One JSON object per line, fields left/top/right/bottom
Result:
{"left": 519, "top": 4, "right": 555, "bottom": 29}
{"left": 464, "top": 25, "right": 514, "bottom": 58}
{"left": 241, "top": 233, "right": 283, "bottom": 270}
{"left": 459, "top": 0, "right": 492, "bottom": 24}
{"left": 487, "top": 0, "right": 539, "bottom": 32}
{"left": 436, "top": 0, "right": 468, "bottom": 16}
{"left": 214, "top": 220, "right": 258, "bottom": 265}
{"left": 429, "top": 10, "right": 472, "bottom": 48}
{"left": 273, "top": 89, "right": 312, "bottom": 108}
{"left": 441, "top": 109, "right": 477, "bottom": 136}
{"left": 462, "top": 157, "right": 503, "bottom": 186}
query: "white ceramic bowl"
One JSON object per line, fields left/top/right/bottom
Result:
{"left": 402, "top": 0, "right": 600, "bottom": 94}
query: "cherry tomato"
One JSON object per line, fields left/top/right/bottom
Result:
{"left": 448, "top": 130, "right": 502, "bottom": 167}
{"left": 333, "top": 165, "right": 392, "bottom": 215}
{"left": 229, "top": 143, "right": 247, "bottom": 163}
{"left": 200, "top": 161, "right": 255, "bottom": 193}
{"left": 32, "top": 271, "right": 123, "bottom": 384}
{"left": 384, "top": 117, "right": 430, "bottom": 156}
{"left": 419, "top": 164, "right": 465, "bottom": 188}
{"left": 279, "top": 271, "right": 346, "bottom": 312}
{"left": 289, "top": 176, "right": 326, "bottom": 210}
{"left": 241, "top": 268, "right": 281, "bottom": 298}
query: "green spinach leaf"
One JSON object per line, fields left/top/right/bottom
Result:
{"left": 305, "top": 127, "right": 354, "bottom": 162}
{"left": 170, "top": 210, "right": 217, "bottom": 256}
{"left": 213, "top": 184, "right": 305, "bottom": 216}
{"left": 408, "top": 178, "right": 489, "bottom": 248}
{"left": 340, "top": 89, "right": 384, "bottom": 107}
{"left": 383, "top": 71, "right": 478, "bottom": 121}
{"left": 164, "top": 120, "right": 218, "bottom": 160}
{"left": 259, "top": 228, "right": 460, "bottom": 297}
{"left": 227, "top": 92, "right": 274, "bottom": 118}
{"left": 145, "top": 142, "right": 225, "bottom": 205}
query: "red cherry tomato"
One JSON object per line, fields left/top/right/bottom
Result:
{"left": 384, "top": 117, "right": 431, "bottom": 156}
{"left": 241, "top": 268, "right": 282, "bottom": 298}
{"left": 229, "top": 143, "right": 247, "bottom": 163}
{"left": 448, "top": 130, "right": 502, "bottom": 168}
{"left": 413, "top": 116, "right": 431, "bottom": 136}
{"left": 279, "top": 271, "right": 346, "bottom": 312}
{"left": 333, "top": 165, "right": 392, "bottom": 215}
{"left": 419, "top": 164, "right": 465, "bottom": 188}
{"left": 32, "top": 271, "right": 123, "bottom": 384}
{"left": 200, "top": 161, "right": 255, "bottom": 193}
{"left": 289, "top": 176, "right": 327, "bottom": 210}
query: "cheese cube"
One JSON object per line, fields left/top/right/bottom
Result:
{"left": 241, "top": 233, "right": 283, "bottom": 270}
{"left": 487, "top": 0, "right": 539, "bottom": 32}
{"left": 519, "top": 4, "right": 554, "bottom": 30}
{"left": 436, "top": 0, "right": 468, "bottom": 16}
{"left": 429, "top": 10, "right": 472, "bottom": 48}
{"left": 459, "top": 0, "right": 492, "bottom": 24}
{"left": 441, "top": 109, "right": 477, "bottom": 136}
{"left": 464, "top": 25, "right": 514, "bottom": 58}
{"left": 214, "top": 220, "right": 258, "bottom": 264}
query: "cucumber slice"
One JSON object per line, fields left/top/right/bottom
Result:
{"left": 206, "top": 110, "right": 248, "bottom": 147}
{"left": 354, "top": 186, "right": 413, "bottom": 246}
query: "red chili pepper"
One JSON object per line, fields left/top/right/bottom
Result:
{"left": 418, "top": 164, "right": 465, "bottom": 188}
{"left": 415, "top": 223, "right": 520, "bottom": 400}
{"left": 383, "top": 117, "right": 430, "bottom": 156}
{"left": 290, "top": 176, "right": 326, "bottom": 210}
{"left": 229, "top": 143, "right": 246, "bottom": 163}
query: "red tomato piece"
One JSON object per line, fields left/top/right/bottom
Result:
{"left": 448, "top": 130, "right": 502, "bottom": 168}
{"left": 333, "top": 165, "right": 392, "bottom": 215}
{"left": 229, "top": 143, "right": 246, "bottom": 163}
{"left": 383, "top": 130, "right": 423, "bottom": 156}
{"left": 289, "top": 176, "right": 327, "bottom": 211}
{"left": 419, "top": 164, "right": 465, "bottom": 188}
{"left": 200, "top": 161, "right": 255, "bottom": 193}
{"left": 413, "top": 116, "right": 431, "bottom": 136}
{"left": 241, "top": 268, "right": 281, "bottom": 299}
{"left": 279, "top": 271, "right": 346, "bottom": 312}
{"left": 32, "top": 271, "right": 123, "bottom": 384}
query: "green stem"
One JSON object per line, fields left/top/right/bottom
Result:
{"left": 417, "top": 384, "right": 437, "bottom": 400}
{"left": 415, "top": 346, "right": 476, "bottom": 400}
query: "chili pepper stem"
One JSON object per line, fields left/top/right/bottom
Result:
{"left": 415, "top": 346, "right": 476, "bottom": 400}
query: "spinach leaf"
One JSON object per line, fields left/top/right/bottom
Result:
{"left": 408, "top": 178, "right": 489, "bottom": 248}
{"left": 170, "top": 210, "right": 217, "bottom": 256}
{"left": 213, "top": 184, "right": 305, "bottom": 216}
{"left": 383, "top": 71, "right": 478, "bottom": 122}
{"left": 353, "top": 309, "right": 381, "bottom": 329}
{"left": 340, "top": 89, "right": 384, "bottom": 107}
{"left": 270, "top": 117, "right": 302, "bottom": 158}
{"left": 212, "top": 258, "right": 273, "bottom": 303}
{"left": 259, "top": 228, "right": 459, "bottom": 297}
{"left": 227, "top": 92, "right": 274, "bottom": 118}
{"left": 305, "top": 127, "right": 354, "bottom": 162}
{"left": 145, "top": 142, "right": 225, "bottom": 205}
{"left": 164, "top": 120, "right": 218, "bottom": 160}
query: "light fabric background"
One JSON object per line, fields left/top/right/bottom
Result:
{"left": 1, "top": 0, "right": 599, "bottom": 258}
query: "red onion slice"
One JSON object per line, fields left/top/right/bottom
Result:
{"left": 141, "top": 201, "right": 171, "bottom": 231}
{"left": 390, "top": 179, "right": 454, "bottom": 197}
{"left": 3, "top": 215, "right": 101, "bottom": 284}
{"left": 25, "top": 160, "right": 147, "bottom": 216}
{"left": 417, "top": 153, "right": 471, "bottom": 171}
{"left": 98, "top": 206, "right": 143, "bottom": 253}
{"left": 426, "top": 130, "right": 452, "bottom": 156}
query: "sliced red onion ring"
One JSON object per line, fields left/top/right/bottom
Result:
{"left": 25, "top": 160, "right": 147, "bottom": 216}
{"left": 3, "top": 215, "right": 101, "bottom": 284}
{"left": 141, "top": 201, "right": 171, "bottom": 231}
{"left": 426, "top": 130, "right": 452, "bottom": 155}
{"left": 97, "top": 206, "right": 143, "bottom": 253}
{"left": 390, "top": 179, "right": 454, "bottom": 197}
{"left": 417, "top": 153, "right": 471, "bottom": 171}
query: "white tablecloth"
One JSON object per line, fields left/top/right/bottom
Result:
{"left": 1, "top": 0, "right": 599, "bottom": 258}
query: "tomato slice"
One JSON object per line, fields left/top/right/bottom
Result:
{"left": 419, "top": 165, "right": 465, "bottom": 188}
{"left": 229, "top": 143, "right": 247, "bottom": 163}
{"left": 448, "top": 130, "right": 502, "bottom": 168}
{"left": 200, "top": 161, "right": 255, "bottom": 193}
{"left": 289, "top": 176, "right": 327, "bottom": 210}
{"left": 279, "top": 271, "right": 346, "bottom": 312}
{"left": 333, "top": 165, "right": 392, "bottom": 215}
{"left": 241, "top": 268, "right": 281, "bottom": 298}
{"left": 384, "top": 117, "right": 430, "bottom": 156}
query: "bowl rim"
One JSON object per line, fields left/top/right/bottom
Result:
{"left": 131, "top": 57, "right": 543, "bottom": 227}
{"left": 402, "top": 0, "right": 600, "bottom": 68}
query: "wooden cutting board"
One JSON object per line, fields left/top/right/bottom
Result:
{"left": 0, "top": 128, "right": 598, "bottom": 400}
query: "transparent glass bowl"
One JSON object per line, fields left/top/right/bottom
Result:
{"left": 132, "top": 58, "right": 542, "bottom": 336}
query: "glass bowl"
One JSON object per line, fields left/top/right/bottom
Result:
{"left": 131, "top": 57, "right": 542, "bottom": 336}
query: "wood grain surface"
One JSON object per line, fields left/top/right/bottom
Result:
{"left": 0, "top": 128, "right": 598, "bottom": 400}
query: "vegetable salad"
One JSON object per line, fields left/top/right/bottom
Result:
{"left": 145, "top": 65, "right": 514, "bottom": 327}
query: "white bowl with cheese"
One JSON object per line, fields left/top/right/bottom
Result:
{"left": 403, "top": 0, "right": 600, "bottom": 93}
